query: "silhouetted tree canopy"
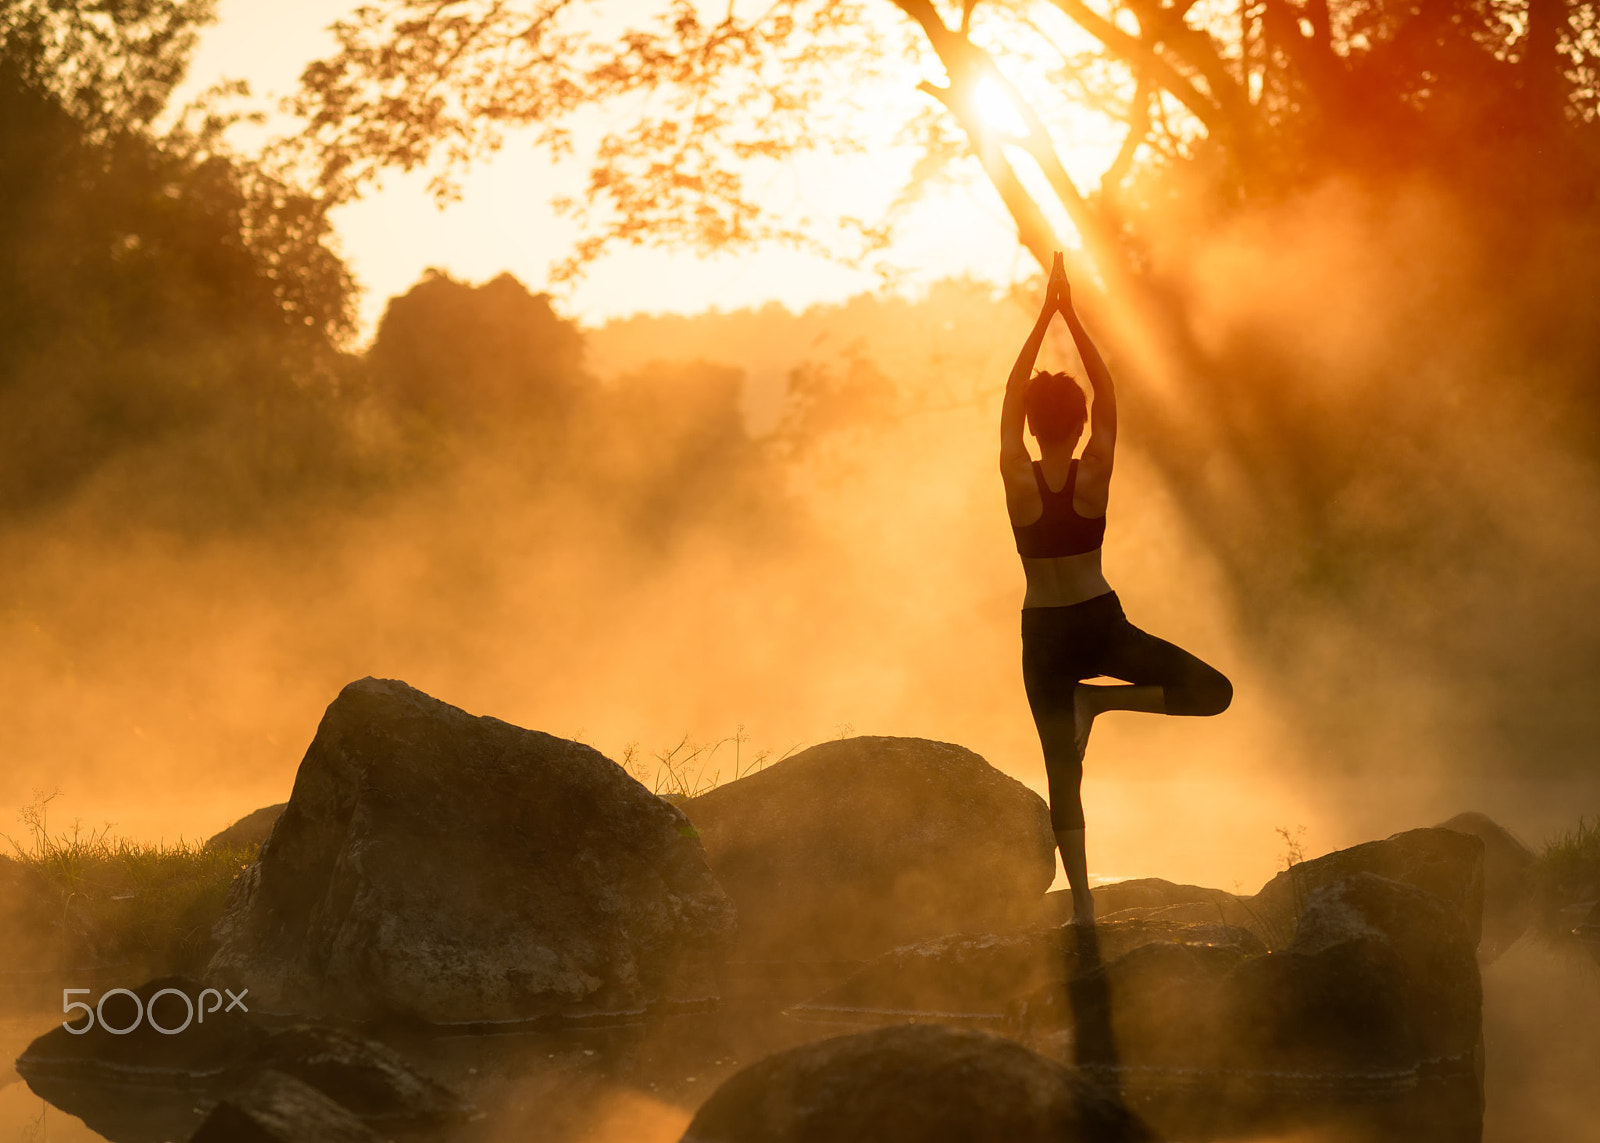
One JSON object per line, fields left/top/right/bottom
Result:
{"left": 370, "top": 270, "right": 585, "bottom": 431}
{"left": 0, "top": 1, "right": 362, "bottom": 523}
{"left": 289, "top": 0, "right": 1600, "bottom": 282}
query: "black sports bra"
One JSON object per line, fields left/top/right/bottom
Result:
{"left": 1012, "top": 459, "right": 1106, "bottom": 558}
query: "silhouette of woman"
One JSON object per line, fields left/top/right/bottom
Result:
{"left": 1002, "top": 253, "right": 1232, "bottom": 926}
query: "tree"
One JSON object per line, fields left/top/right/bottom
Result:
{"left": 290, "top": 0, "right": 1600, "bottom": 771}
{"left": 288, "top": 0, "right": 1600, "bottom": 277}
{"left": 369, "top": 270, "right": 585, "bottom": 432}
{"left": 0, "top": 1, "right": 365, "bottom": 523}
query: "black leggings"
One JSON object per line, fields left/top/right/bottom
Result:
{"left": 1022, "top": 591, "right": 1232, "bottom": 832}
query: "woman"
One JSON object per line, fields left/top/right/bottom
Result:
{"left": 1002, "top": 253, "right": 1232, "bottom": 926}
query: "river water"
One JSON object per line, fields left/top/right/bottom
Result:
{"left": 1, "top": 935, "right": 1594, "bottom": 1143}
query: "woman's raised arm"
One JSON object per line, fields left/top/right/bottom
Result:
{"left": 1061, "top": 280, "right": 1117, "bottom": 515}
{"left": 1001, "top": 253, "right": 1067, "bottom": 475}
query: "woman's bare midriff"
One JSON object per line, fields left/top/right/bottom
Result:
{"left": 1021, "top": 549, "right": 1113, "bottom": 609}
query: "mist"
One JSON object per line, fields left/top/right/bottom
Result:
{"left": 8, "top": 180, "right": 1599, "bottom": 901}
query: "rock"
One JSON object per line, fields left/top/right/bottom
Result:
{"left": 18, "top": 974, "right": 472, "bottom": 1137}
{"left": 680, "top": 1023, "right": 1160, "bottom": 1143}
{"left": 1222, "top": 873, "right": 1481, "bottom": 1075}
{"left": 206, "top": 804, "right": 289, "bottom": 852}
{"left": 252, "top": 1024, "right": 473, "bottom": 1127}
{"left": 1084, "top": 940, "right": 1249, "bottom": 1072}
{"left": 1011, "top": 874, "right": 1479, "bottom": 1082}
{"left": 797, "top": 917, "right": 1263, "bottom": 1024}
{"left": 1250, "top": 828, "right": 1483, "bottom": 950}
{"left": 1436, "top": 811, "right": 1536, "bottom": 961}
{"left": 798, "top": 931, "right": 1059, "bottom": 1021}
{"left": 206, "top": 677, "right": 735, "bottom": 1023}
{"left": 682, "top": 736, "right": 1055, "bottom": 962}
{"left": 1041, "top": 880, "right": 1255, "bottom": 930}
{"left": 1087, "top": 878, "right": 1249, "bottom": 921}
{"left": 16, "top": 975, "right": 267, "bottom": 1085}
{"left": 190, "top": 1069, "right": 381, "bottom": 1143}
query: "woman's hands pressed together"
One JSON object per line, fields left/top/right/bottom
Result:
{"left": 1045, "top": 251, "right": 1072, "bottom": 316}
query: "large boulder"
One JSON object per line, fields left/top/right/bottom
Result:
{"left": 206, "top": 678, "right": 735, "bottom": 1022}
{"left": 1222, "top": 872, "right": 1482, "bottom": 1075}
{"left": 1436, "top": 811, "right": 1536, "bottom": 961}
{"left": 206, "top": 804, "right": 289, "bottom": 852}
{"left": 680, "top": 1023, "right": 1159, "bottom": 1143}
{"left": 682, "top": 737, "right": 1055, "bottom": 962}
{"left": 1250, "top": 827, "right": 1484, "bottom": 950}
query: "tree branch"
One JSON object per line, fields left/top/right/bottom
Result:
{"left": 1041, "top": 0, "right": 1229, "bottom": 140}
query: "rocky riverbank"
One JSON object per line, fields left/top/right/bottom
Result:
{"left": 3, "top": 677, "right": 1586, "bottom": 1142}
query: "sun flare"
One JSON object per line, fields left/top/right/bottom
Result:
{"left": 972, "top": 76, "right": 1031, "bottom": 139}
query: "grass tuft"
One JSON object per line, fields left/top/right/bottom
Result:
{"left": 1532, "top": 816, "right": 1600, "bottom": 942}
{"left": 620, "top": 727, "right": 802, "bottom": 802}
{"left": 4, "top": 792, "right": 250, "bottom": 977}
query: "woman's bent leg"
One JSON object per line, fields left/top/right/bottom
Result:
{"left": 1097, "top": 617, "right": 1232, "bottom": 716}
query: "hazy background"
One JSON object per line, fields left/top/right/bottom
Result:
{"left": 3, "top": 0, "right": 1599, "bottom": 899}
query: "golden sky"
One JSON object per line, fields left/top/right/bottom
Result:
{"left": 172, "top": 0, "right": 1144, "bottom": 334}
{"left": 173, "top": 0, "right": 1059, "bottom": 334}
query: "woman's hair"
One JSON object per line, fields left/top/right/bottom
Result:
{"left": 1024, "top": 371, "right": 1087, "bottom": 442}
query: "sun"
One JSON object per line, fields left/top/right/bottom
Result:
{"left": 971, "top": 76, "right": 1031, "bottom": 139}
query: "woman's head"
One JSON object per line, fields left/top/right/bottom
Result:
{"left": 1025, "top": 371, "right": 1087, "bottom": 444}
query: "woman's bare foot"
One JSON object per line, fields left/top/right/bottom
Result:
{"left": 1056, "top": 828, "right": 1096, "bottom": 926}
{"left": 1069, "top": 891, "right": 1096, "bottom": 927}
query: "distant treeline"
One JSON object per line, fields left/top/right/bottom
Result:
{"left": 0, "top": 42, "right": 834, "bottom": 542}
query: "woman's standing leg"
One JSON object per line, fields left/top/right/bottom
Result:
{"left": 1022, "top": 610, "right": 1101, "bottom": 925}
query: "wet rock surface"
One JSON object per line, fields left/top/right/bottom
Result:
{"left": 250, "top": 1023, "right": 474, "bottom": 1128}
{"left": 206, "top": 677, "right": 735, "bottom": 1023}
{"left": 795, "top": 918, "right": 1263, "bottom": 1023}
{"left": 680, "top": 1023, "right": 1160, "bottom": 1143}
{"left": 189, "top": 1068, "right": 381, "bottom": 1143}
{"left": 682, "top": 736, "right": 1055, "bottom": 963}
{"left": 16, "top": 975, "right": 266, "bottom": 1083}
{"left": 15, "top": 975, "right": 474, "bottom": 1139}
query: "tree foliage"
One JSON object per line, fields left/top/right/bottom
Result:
{"left": 293, "top": 0, "right": 894, "bottom": 281}
{"left": 370, "top": 270, "right": 584, "bottom": 430}
{"left": 287, "top": 0, "right": 1600, "bottom": 772}
{"left": 290, "top": 0, "right": 1600, "bottom": 280}
{"left": 0, "top": 0, "right": 363, "bottom": 523}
